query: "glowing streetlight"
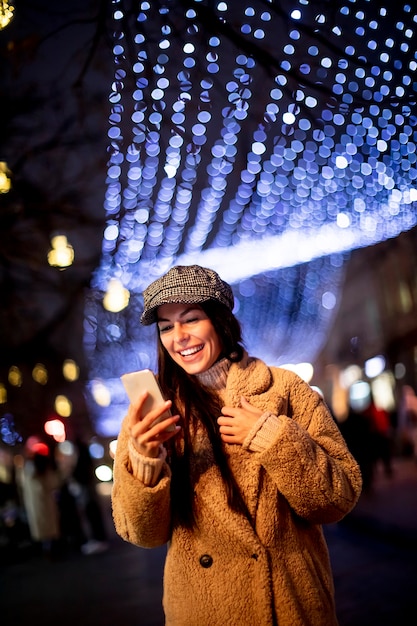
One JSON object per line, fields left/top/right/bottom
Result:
{"left": 103, "top": 278, "right": 130, "bottom": 312}
{"left": 0, "top": 162, "right": 12, "bottom": 193}
{"left": 0, "top": 1, "right": 14, "bottom": 31}
{"left": 47, "top": 235, "right": 74, "bottom": 269}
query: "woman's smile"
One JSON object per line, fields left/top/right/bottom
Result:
{"left": 178, "top": 344, "right": 204, "bottom": 358}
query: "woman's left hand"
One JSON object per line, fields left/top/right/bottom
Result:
{"left": 217, "top": 397, "right": 263, "bottom": 444}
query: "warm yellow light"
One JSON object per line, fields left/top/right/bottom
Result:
{"left": 91, "top": 380, "right": 111, "bottom": 407}
{"left": 0, "top": 2, "right": 14, "bottom": 31}
{"left": 103, "top": 278, "right": 130, "bottom": 312}
{"left": 0, "top": 383, "right": 7, "bottom": 403}
{"left": 0, "top": 161, "right": 12, "bottom": 193}
{"left": 340, "top": 364, "right": 362, "bottom": 389}
{"left": 371, "top": 372, "right": 396, "bottom": 412}
{"left": 63, "top": 359, "right": 79, "bottom": 381}
{"left": 32, "top": 363, "right": 48, "bottom": 385}
{"left": 54, "top": 394, "right": 72, "bottom": 417}
{"left": 8, "top": 366, "right": 22, "bottom": 387}
{"left": 47, "top": 235, "right": 74, "bottom": 269}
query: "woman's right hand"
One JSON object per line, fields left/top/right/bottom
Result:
{"left": 128, "top": 392, "right": 181, "bottom": 458}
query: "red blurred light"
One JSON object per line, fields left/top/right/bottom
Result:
{"left": 32, "top": 442, "right": 49, "bottom": 456}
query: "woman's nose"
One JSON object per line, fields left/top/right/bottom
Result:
{"left": 173, "top": 323, "right": 189, "bottom": 343}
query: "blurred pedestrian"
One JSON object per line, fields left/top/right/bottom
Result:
{"left": 362, "top": 393, "right": 394, "bottom": 478}
{"left": 70, "top": 437, "right": 108, "bottom": 555}
{"left": 18, "top": 437, "right": 61, "bottom": 558}
{"left": 339, "top": 403, "right": 375, "bottom": 492}
{"left": 398, "top": 385, "right": 417, "bottom": 461}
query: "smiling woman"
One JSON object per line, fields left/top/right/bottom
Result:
{"left": 111, "top": 263, "right": 362, "bottom": 626}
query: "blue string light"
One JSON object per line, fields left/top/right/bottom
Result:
{"left": 86, "top": 0, "right": 417, "bottom": 436}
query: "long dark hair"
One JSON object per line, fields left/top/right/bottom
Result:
{"left": 156, "top": 300, "right": 248, "bottom": 528}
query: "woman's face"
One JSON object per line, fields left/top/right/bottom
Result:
{"left": 157, "top": 302, "right": 222, "bottom": 375}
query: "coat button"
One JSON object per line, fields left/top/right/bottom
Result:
{"left": 199, "top": 554, "right": 213, "bottom": 568}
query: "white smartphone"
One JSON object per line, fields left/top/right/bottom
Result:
{"left": 121, "top": 369, "right": 175, "bottom": 431}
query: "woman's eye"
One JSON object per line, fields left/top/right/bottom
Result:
{"left": 159, "top": 325, "right": 172, "bottom": 333}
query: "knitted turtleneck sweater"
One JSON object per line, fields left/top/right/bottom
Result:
{"left": 128, "top": 357, "right": 280, "bottom": 486}
{"left": 195, "top": 356, "right": 231, "bottom": 391}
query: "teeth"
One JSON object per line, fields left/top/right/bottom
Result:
{"left": 180, "top": 345, "right": 203, "bottom": 357}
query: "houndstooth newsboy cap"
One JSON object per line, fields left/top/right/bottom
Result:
{"left": 140, "top": 265, "right": 234, "bottom": 325}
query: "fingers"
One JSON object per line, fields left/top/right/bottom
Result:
{"left": 240, "top": 396, "right": 263, "bottom": 418}
{"left": 127, "top": 391, "right": 148, "bottom": 429}
{"left": 129, "top": 391, "right": 172, "bottom": 430}
{"left": 218, "top": 398, "right": 262, "bottom": 445}
{"left": 128, "top": 392, "right": 181, "bottom": 457}
{"left": 220, "top": 397, "right": 259, "bottom": 417}
{"left": 130, "top": 415, "right": 181, "bottom": 458}
{"left": 217, "top": 416, "right": 245, "bottom": 444}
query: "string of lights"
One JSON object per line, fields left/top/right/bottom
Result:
{"left": 86, "top": 0, "right": 417, "bottom": 436}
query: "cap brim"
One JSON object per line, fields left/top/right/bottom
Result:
{"left": 140, "top": 294, "right": 212, "bottom": 325}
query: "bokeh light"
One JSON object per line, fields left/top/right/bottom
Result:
{"left": 85, "top": 0, "right": 417, "bottom": 436}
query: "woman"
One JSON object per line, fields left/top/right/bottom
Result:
{"left": 112, "top": 264, "right": 362, "bottom": 626}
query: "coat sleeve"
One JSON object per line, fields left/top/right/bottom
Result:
{"left": 111, "top": 414, "right": 172, "bottom": 548}
{"left": 258, "top": 370, "right": 363, "bottom": 524}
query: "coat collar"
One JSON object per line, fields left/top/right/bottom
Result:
{"left": 224, "top": 351, "right": 285, "bottom": 414}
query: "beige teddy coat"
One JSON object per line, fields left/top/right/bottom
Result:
{"left": 112, "top": 355, "right": 362, "bottom": 626}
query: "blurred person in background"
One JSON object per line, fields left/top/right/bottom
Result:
{"left": 69, "top": 437, "right": 109, "bottom": 555}
{"left": 398, "top": 385, "right": 417, "bottom": 461}
{"left": 112, "top": 265, "right": 363, "bottom": 626}
{"left": 361, "top": 392, "right": 394, "bottom": 478}
{"left": 17, "top": 437, "right": 61, "bottom": 558}
{"left": 0, "top": 449, "right": 31, "bottom": 557}
{"left": 338, "top": 401, "right": 375, "bottom": 493}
